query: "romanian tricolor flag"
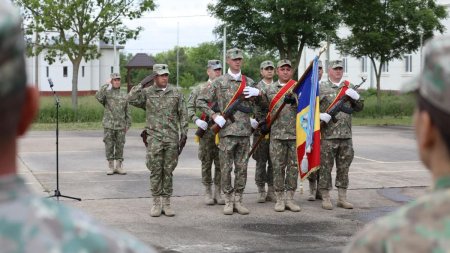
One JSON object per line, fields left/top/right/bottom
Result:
{"left": 294, "top": 57, "right": 321, "bottom": 180}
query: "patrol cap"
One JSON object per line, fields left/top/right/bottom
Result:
{"left": 277, "top": 59, "right": 292, "bottom": 68}
{"left": 153, "top": 64, "right": 170, "bottom": 75}
{"left": 226, "top": 48, "right": 243, "bottom": 60}
{"left": 260, "top": 60, "right": 274, "bottom": 69}
{"left": 403, "top": 36, "right": 450, "bottom": 115}
{"left": 207, "top": 60, "right": 222, "bottom": 70}
{"left": 110, "top": 73, "right": 121, "bottom": 79}
{"left": 330, "top": 60, "right": 344, "bottom": 69}
{"left": 0, "top": 0, "right": 27, "bottom": 97}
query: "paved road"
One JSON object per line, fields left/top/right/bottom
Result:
{"left": 18, "top": 126, "right": 429, "bottom": 253}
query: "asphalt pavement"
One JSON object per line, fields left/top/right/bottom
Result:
{"left": 18, "top": 126, "right": 430, "bottom": 253}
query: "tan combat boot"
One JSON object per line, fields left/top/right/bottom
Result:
{"left": 107, "top": 160, "right": 114, "bottom": 175}
{"left": 223, "top": 193, "right": 234, "bottom": 215}
{"left": 234, "top": 193, "right": 249, "bottom": 215}
{"left": 285, "top": 191, "right": 301, "bottom": 212}
{"left": 214, "top": 185, "right": 225, "bottom": 205}
{"left": 266, "top": 186, "right": 276, "bottom": 202}
{"left": 161, "top": 196, "right": 175, "bottom": 217}
{"left": 256, "top": 186, "right": 266, "bottom": 203}
{"left": 204, "top": 185, "right": 215, "bottom": 205}
{"left": 115, "top": 160, "right": 126, "bottom": 175}
{"left": 307, "top": 181, "right": 317, "bottom": 201}
{"left": 274, "top": 191, "right": 285, "bottom": 212}
{"left": 321, "top": 189, "right": 333, "bottom": 210}
{"left": 337, "top": 188, "right": 354, "bottom": 209}
{"left": 150, "top": 197, "right": 162, "bottom": 217}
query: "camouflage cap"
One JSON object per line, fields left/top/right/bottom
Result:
{"left": 226, "top": 48, "right": 243, "bottom": 60}
{"left": 153, "top": 64, "right": 170, "bottom": 75}
{"left": 0, "top": 0, "right": 27, "bottom": 97}
{"left": 207, "top": 59, "right": 222, "bottom": 70}
{"left": 260, "top": 60, "right": 274, "bottom": 69}
{"left": 277, "top": 59, "right": 292, "bottom": 68}
{"left": 330, "top": 60, "right": 343, "bottom": 69}
{"left": 110, "top": 73, "right": 121, "bottom": 79}
{"left": 404, "top": 36, "right": 450, "bottom": 115}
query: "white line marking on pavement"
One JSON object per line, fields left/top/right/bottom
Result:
{"left": 354, "top": 156, "right": 420, "bottom": 164}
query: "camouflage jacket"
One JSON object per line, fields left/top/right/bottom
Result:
{"left": 254, "top": 79, "right": 272, "bottom": 122}
{"left": 319, "top": 80, "right": 364, "bottom": 139}
{"left": 95, "top": 84, "right": 131, "bottom": 130}
{"left": 344, "top": 176, "right": 450, "bottom": 253}
{"left": 0, "top": 175, "right": 155, "bottom": 253}
{"left": 196, "top": 73, "right": 257, "bottom": 138}
{"left": 265, "top": 80, "right": 297, "bottom": 140}
{"left": 127, "top": 84, "right": 188, "bottom": 142}
{"left": 187, "top": 81, "right": 214, "bottom": 123}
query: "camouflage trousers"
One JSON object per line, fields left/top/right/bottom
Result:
{"left": 270, "top": 139, "right": 298, "bottom": 192}
{"left": 318, "top": 138, "right": 354, "bottom": 190}
{"left": 308, "top": 170, "right": 320, "bottom": 184}
{"left": 218, "top": 136, "right": 250, "bottom": 194}
{"left": 199, "top": 130, "right": 220, "bottom": 186}
{"left": 252, "top": 134, "right": 273, "bottom": 187}
{"left": 146, "top": 138, "right": 179, "bottom": 197}
{"left": 103, "top": 128, "right": 126, "bottom": 161}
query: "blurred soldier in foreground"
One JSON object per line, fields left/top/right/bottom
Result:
{"left": 128, "top": 64, "right": 188, "bottom": 217}
{"left": 345, "top": 36, "right": 450, "bottom": 253}
{"left": 197, "top": 48, "right": 261, "bottom": 215}
{"left": 0, "top": 1, "right": 155, "bottom": 252}
{"left": 253, "top": 60, "right": 275, "bottom": 203}
{"left": 187, "top": 60, "right": 224, "bottom": 205}
{"left": 318, "top": 59, "right": 364, "bottom": 210}
{"left": 96, "top": 73, "right": 131, "bottom": 175}
{"left": 263, "top": 59, "right": 301, "bottom": 212}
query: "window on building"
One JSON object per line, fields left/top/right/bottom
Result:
{"left": 82, "top": 66, "right": 85, "bottom": 77}
{"left": 63, "top": 66, "right": 68, "bottom": 77}
{"left": 342, "top": 57, "right": 348, "bottom": 73}
{"left": 111, "top": 66, "right": 114, "bottom": 73}
{"left": 405, "top": 55, "right": 413, "bottom": 72}
{"left": 360, "top": 56, "right": 367, "bottom": 73}
{"left": 46, "top": 66, "right": 49, "bottom": 77}
{"left": 381, "top": 62, "right": 389, "bottom": 73}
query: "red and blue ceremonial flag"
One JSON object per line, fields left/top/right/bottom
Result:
{"left": 294, "top": 57, "right": 321, "bottom": 180}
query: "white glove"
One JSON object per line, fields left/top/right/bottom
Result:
{"left": 345, "top": 88, "right": 360, "bottom": 100}
{"left": 320, "top": 113, "right": 331, "bottom": 123}
{"left": 250, "top": 118, "right": 258, "bottom": 129}
{"left": 243, "top": 86, "right": 260, "bottom": 98}
{"left": 213, "top": 115, "right": 226, "bottom": 128}
{"left": 195, "top": 119, "right": 208, "bottom": 130}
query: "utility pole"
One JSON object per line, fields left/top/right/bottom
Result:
{"left": 113, "top": 26, "right": 117, "bottom": 73}
{"left": 223, "top": 26, "right": 226, "bottom": 75}
{"left": 176, "top": 22, "right": 179, "bottom": 88}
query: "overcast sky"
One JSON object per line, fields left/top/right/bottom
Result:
{"left": 123, "top": 0, "right": 220, "bottom": 55}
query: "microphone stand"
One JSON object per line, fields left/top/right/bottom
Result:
{"left": 47, "top": 78, "right": 81, "bottom": 202}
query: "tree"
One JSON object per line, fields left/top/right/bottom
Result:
{"left": 336, "top": 0, "right": 447, "bottom": 108}
{"left": 208, "top": 0, "right": 341, "bottom": 71}
{"left": 16, "top": 0, "right": 156, "bottom": 110}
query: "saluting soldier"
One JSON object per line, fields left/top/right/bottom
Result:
{"left": 196, "top": 48, "right": 261, "bottom": 215}
{"left": 187, "top": 59, "right": 225, "bottom": 205}
{"left": 128, "top": 64, "right": 188, "bottom": 217}
{"left": 95, "top": 73, "right": 131, "bottom": 175}
{"left": 263, "top": 59, "right": 301, "bottom": 212}
{"left": 253, "top": 60, "right": 275, "bottom": 203}
{"left": 318, "top": 60, "right": 364, "bottom": 210}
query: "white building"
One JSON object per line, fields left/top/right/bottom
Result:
{"left": 25, "top": 41, "right": 123, "bottom": 95}
{"left": 298, "top": 1, "right": 450, "bottom": 90}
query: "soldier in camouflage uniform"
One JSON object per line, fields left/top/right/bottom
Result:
{"left": 96, "top": 73, "right": 131, "bottom": 175}
{"left": 318, "top": 60, "right": 364, "bottom": 210}
{"left": 264, "top": 59, "right": 301, "bottom": 212}
{"left": 345, "top": 36, "right": 450, "bottom": 253}
{"left": 253, "top": 60, "right": 275, "bottom": 203}
{"left": 0, "top": 2, "right": 155, "bottom": 252}
{"left": 187, "top": 59, "right": 224, "bottom": 205}
{"left": 307, "top": 60, "right": 323, "bottom": 201}
{"left": 197, "top": 48, "right": 261, "bottom": 215}
{"left": 128, "top": 64, "right": 188, "bottom": 217}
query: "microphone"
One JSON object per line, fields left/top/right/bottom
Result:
{"left": 48, "top": 78, "right": 54, "bottom": 88}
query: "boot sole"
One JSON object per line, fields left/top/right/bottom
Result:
{"left": 337, "top": 203, "right": 353, "bottom": 209}
{"left": 162, "top": 210, "right": 175, "bottom": 217}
